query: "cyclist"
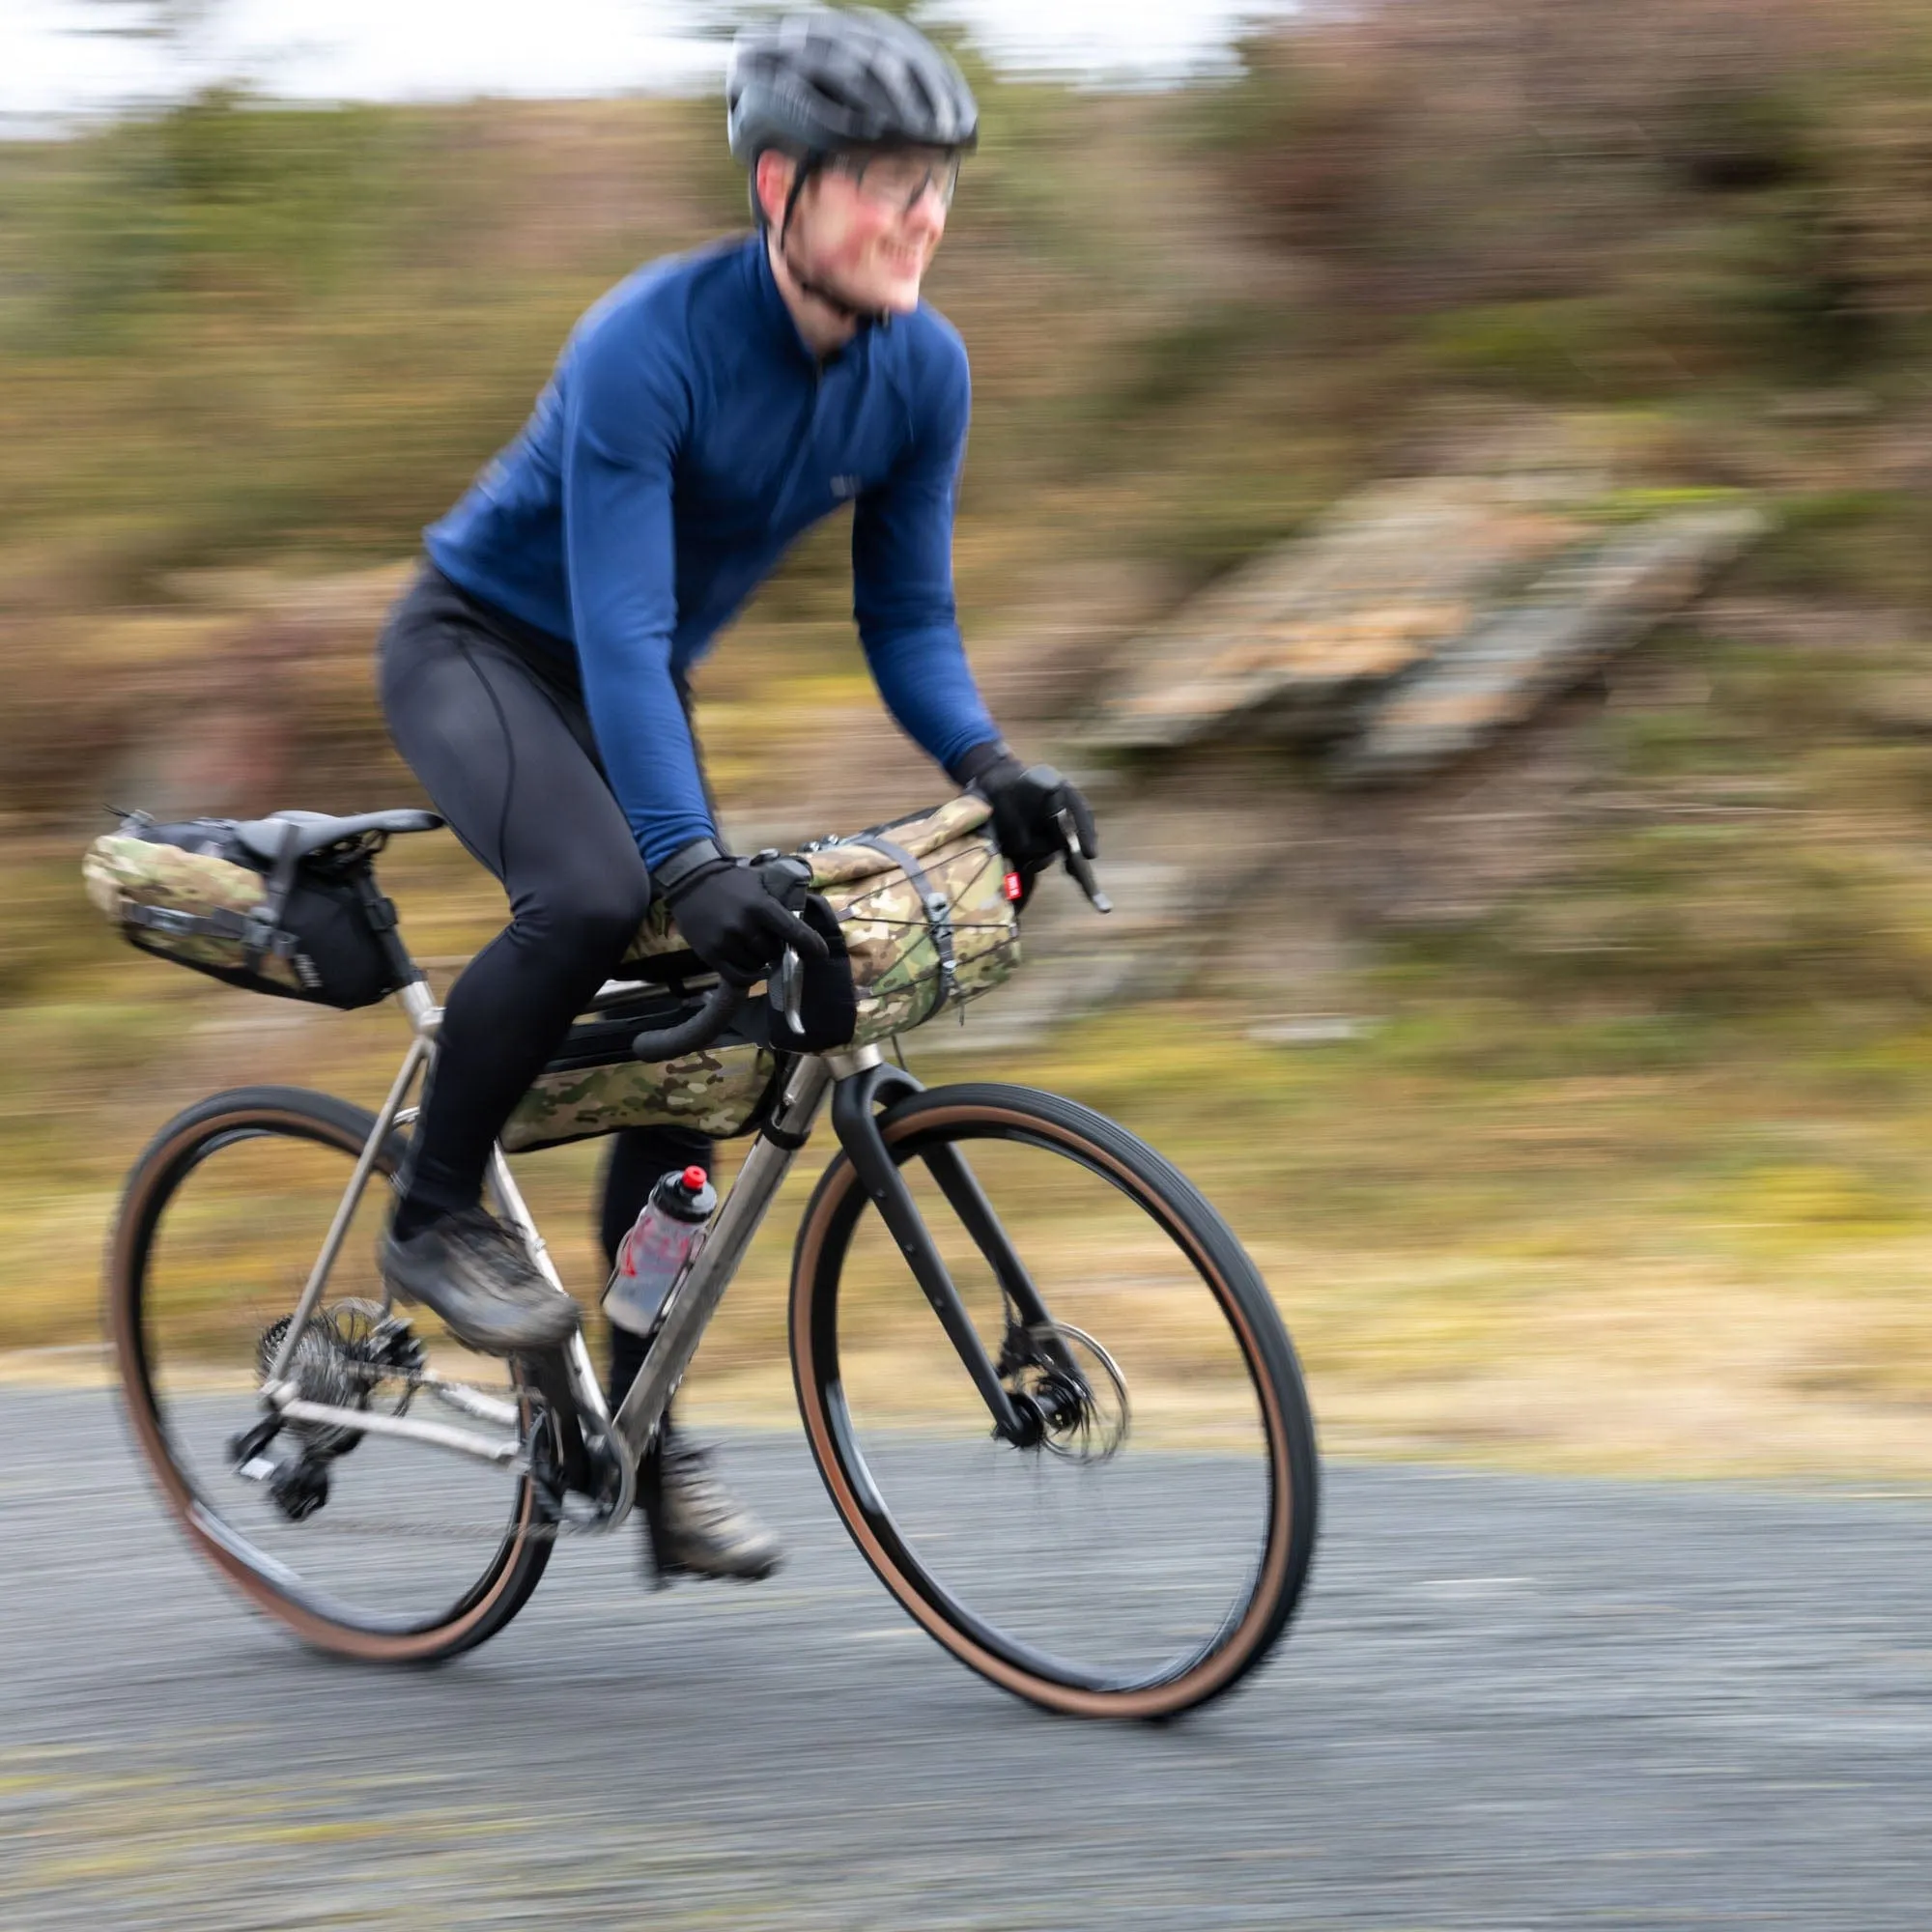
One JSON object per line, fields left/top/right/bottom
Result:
{"left": 375, "top": 7, "right": 1096, "bottom": 1582}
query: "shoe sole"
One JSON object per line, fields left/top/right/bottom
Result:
{"left": 650, "top": 1554, "right": 784, "bottom": 1587}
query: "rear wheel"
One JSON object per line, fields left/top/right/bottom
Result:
{"left": 107, "top": 1085, "right": 554, "bottom": 1662}
{"left": 791, "top": 1082, "right": 1319, "bottom": 1718}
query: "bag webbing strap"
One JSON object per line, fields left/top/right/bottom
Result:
{"left": 124, "top": 900, "right": 297, "bottom": 957}
{"left": 849, "top": 834, "right": 957, "bottom": 1023}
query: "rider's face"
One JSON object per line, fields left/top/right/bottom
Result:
{"left": 784, "top": 154, "right": 951, "bottom": 316}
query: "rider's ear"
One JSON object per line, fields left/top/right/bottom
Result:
{"left": 754, "top": 151, "right": 796, "bottom": 228}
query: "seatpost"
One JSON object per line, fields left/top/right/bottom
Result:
{"left": 353, "top": 863, "right": 427, "bottom": 995}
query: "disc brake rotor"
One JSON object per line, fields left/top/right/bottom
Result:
{"left": 1007, "top": 1320, "right": 1130, "bottom": 1464}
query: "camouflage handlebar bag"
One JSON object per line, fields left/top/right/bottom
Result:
{"left": 84, "top": 814, "right": 405, "bottom": 1010}
{"left": 500, "top": 794, "right": 1021, "bottom": 1152}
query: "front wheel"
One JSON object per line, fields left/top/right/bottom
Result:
{"left": 791, "top": 1082, "right": 1319, "bottom": 1719}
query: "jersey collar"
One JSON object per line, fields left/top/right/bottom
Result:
{"left": 743, "top": 231, "right": 875, "bottom": 372}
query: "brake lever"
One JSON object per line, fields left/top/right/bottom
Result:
{"left": 772, "top": 946, "right": 804, "bottom": 1034}
{"left": 1053, "top": 807, "right": 1112, "bottom": 914}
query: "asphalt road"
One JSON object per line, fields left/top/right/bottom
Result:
{"left": 4, "top": 1383, "right": 1931, "bottom": 1930}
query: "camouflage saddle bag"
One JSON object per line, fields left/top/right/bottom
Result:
{"left": 83, "top": 812, "right": 406, "bottom": 1010}
{"left": 501, "top": 794, "right": 1022, "bottom": 1152}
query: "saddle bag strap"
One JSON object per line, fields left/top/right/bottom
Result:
{"left": 125, "top": 900, "right": 297, "bottom": 957}
{"left": 850, "top": 835, "right": 957, "bottom": 1023}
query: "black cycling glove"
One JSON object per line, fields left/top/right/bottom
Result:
{"left": 663, "top": 846, "right": 829, "bottom": 990}
{"left": 952, "top": 742, "right": 1099, "bottom": 891}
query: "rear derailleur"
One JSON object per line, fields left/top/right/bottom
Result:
{"left": 228, "top": 1303, "right": 428, "bottom": 1522}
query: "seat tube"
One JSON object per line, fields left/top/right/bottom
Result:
{"left": 263, "top": 1032, "right": 429, "bottom": 1385}
{"left": 486, "top": 1141, "right": 617, "bottom": 1448}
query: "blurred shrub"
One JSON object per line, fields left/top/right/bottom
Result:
{"left": 0, "top": 89, "right": 738, "bottom": 604}
{"left": 1503, "top": 825, "right": 1932, "bottom": 1013}
{"left": 22, "top": 90, "right": 411, "bottom": 342}
{"left": 1213, "top": 0, "right": 1932, "bottom": 386}
{"left": 1732, "top": 489, "right": 1932, "bottom": 603}
{"left": 1420, "top": 300, "right": 1618, "bottom": 398}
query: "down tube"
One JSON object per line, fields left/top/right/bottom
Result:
{"left": 612, "top": 1057, "right": 833, "bottom": 1457}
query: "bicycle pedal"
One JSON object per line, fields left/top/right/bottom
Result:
{"left": 270, "top": 1454, "right": 330, "bottom": 1521}
{"left": 226, "top": 1413, "right": 283, "bottom": 1467}
{"left": 234, "top": 1443, "right": 331, "bottom": 1521}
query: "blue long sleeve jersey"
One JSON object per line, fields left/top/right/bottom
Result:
{"left": 422, "top": 233, "right": 999, "bottom": 870}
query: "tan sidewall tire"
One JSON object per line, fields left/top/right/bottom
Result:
{"left": 790, "top": 1086, "right": 1317, "bottom": 1719}
{"left": 107, "top": 1086, "right": 551, "bottom": 1664}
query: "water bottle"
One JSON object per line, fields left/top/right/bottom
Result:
{"left": 602, "top": 1165, "right": 717, "bottom": 1338}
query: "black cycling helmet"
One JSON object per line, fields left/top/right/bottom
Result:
{"left": 727, "top": 7, "right": 980, "bottom": 179}
{"left": 728, "top": 10, "right": 979, "bottom": 327}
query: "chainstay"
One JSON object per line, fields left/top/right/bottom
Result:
{"left": 228, "top": 1512, "right": 598, "bottom": 1542}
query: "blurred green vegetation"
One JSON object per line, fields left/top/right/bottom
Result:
{"left": 13, "top": 2, "right": 1932, "bottom": 1474}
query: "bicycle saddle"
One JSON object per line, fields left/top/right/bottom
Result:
{"left": 230, "top": 808, "right": 443, "bottom": 865}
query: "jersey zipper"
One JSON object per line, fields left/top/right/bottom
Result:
{"left": 775, "top": 348, "right": 845, "bottom": 518}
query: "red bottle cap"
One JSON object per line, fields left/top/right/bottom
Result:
{"left": 681, "top": 1165, "right": 709, "bottom": 1191}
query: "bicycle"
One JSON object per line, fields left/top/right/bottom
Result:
{"left": 106, "top": 801, "right": 1320, "bottom": 1719}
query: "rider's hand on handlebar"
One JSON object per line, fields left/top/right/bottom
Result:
{"left": 953, "top": 743, "right": 1100, "bottom": 906}
{"left": 664, "top": 851, "right": 829, "bottom": 990}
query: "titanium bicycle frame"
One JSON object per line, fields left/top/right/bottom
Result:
{"left": 249, "top": 971, "right": 1072, "bottom": 1535}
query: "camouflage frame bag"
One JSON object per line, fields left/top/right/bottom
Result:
{"left": 501, "top": 795, "right": 1021, "bottom": 1152}
{"left": 498, "top": 1000, "right": 782, "bottom": 1153}
{"left": 84, "top": 815, "right": 404, "bottom": 1010}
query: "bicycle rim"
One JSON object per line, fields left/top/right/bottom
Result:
{"left": 108, "top": 1087, "right": 552, "bottom": 1662}
{"left": 792, "top": 1083, "right": 1318, "bottom": 1718}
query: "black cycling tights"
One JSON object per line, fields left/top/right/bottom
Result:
{"left": 379, "top": 565, "right": 708, "bottom": 1402}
